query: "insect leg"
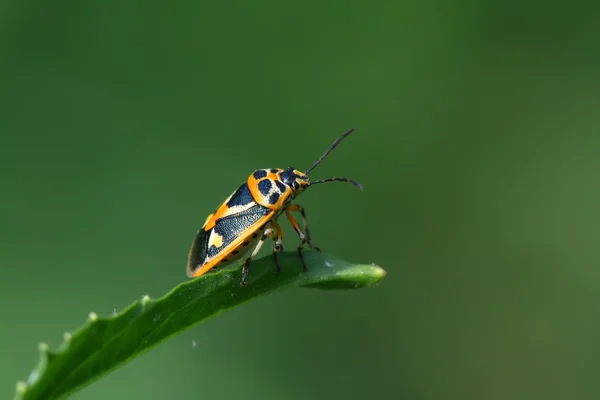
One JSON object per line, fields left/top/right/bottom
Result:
{"left": 270, "top": 220, "right": 284, "bottom": 273}
{"left": 285, "top": 204, "right": 319, "bottom": 271}
{"left": 287, "top": 204, "right": 320, "bottom": 251}
{"left": 241, "top": 227, "right": 273, "bottom": 286}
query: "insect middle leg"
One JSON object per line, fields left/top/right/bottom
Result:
{"left": 241, "top": 227, "right": 274, "bottom": 286}
{"left": 285, "top": 204, "right": 320, "bottom": 271}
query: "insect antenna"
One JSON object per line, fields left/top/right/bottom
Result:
{"left": 305, "top": 128, "right": 355, "bottom": 175}
{"left": 308, "top": 177, "right": 363, "bottom": 190}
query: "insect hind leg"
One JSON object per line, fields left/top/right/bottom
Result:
{"left": 241, "top": 227, "right": 274, "bottom": 286}
{"left": 270, "top": 221, "right": 284, "bottom": 273}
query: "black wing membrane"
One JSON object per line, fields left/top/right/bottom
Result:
{"left": 187, "top": 228, "right": 211, "bottom": 272}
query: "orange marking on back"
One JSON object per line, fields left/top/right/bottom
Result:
{"left": 203, "top": 211, "right": 221, "bottom": 231}
{"left": 189, "top": 209, "right": 276, "bottom": 277}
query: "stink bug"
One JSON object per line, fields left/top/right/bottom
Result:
{"left": 187, "top": 128, "right": 362, "bottom": 286}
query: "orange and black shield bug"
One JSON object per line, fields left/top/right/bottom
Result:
{"left": 187, "top": 128, "right": 362, "bottom": 285}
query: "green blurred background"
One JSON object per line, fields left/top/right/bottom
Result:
{"left": 1, "top": 1, "right": 599, "bottom": 399}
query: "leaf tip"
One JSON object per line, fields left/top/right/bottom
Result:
{"left": 141, "top": 294, "right": 151, "bottom": 305}
{"left": 88, "top": 311, "right": 98, "bottom": 322}
{"left": 37, "top": 342, "right": 49, "bottom": 353}
{"left": 38, "top": 341, "right": 58, "bottom": 363}
{"left": 63, "top": 331, "right": 72, "bottom": 342}
{"left": 372, "top": 264, "right": 387, "bottom": 279}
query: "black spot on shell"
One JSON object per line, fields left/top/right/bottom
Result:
{"left": 242, "top": 241, "right": 250, "bottom": 246}
{"left": 258, "top": 179, "right": 272, "bottom": 196}
{"left": 270, "top": 168, "right": 279, "bottom": 173}
{"left": 269, "top": 192, "right": 280, "bottom": 205}
{"left": 275, "top": 180, "right": 286, "bottom": 192}
{"left": 253, "top": 170, "right": 267, "bottom": 179}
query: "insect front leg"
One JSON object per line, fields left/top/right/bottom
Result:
{"left": 285, "top": 204, "right": 320, "bottom": 271}
{"left": 241, "top": 227, "right": 274, "bottom": 286}
{"left": 270, "top": 220, "right": 284, "bottom": 273}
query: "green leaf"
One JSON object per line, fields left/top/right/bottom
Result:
{"left": 14, "top": 251, "right": 386, "bottom": 400}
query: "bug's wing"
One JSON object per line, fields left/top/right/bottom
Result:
{"left": 187, "top": 203, "right": 272, "bottom": 277}
{"left": 187, "top": 228, "right": 211, "bottom": 276}
{"left": 203, "top": 182, "right": 256, "bottom": 231}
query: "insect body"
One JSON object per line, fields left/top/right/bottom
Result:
{"left": 187, "top": 128, "right": 362, "bottom": 285}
